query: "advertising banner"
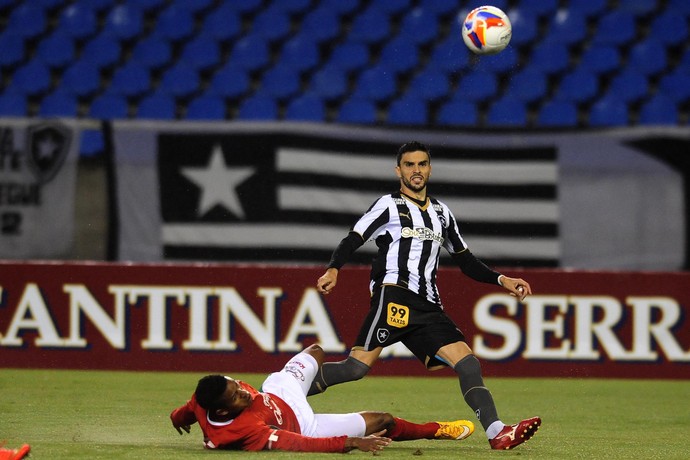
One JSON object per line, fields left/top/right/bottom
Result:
{"left": 1, "top": 262, "right": 688, "bottom": 379}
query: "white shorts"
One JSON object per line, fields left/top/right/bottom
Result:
{"left": 261, "top": 352, "right": 366, "bottom": 438}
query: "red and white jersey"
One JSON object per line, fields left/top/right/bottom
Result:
{"left": 170, "top": 381, "right": 347, "bottom": 452}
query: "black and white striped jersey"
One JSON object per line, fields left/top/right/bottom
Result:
{"left": 352, "top": 192, "right": 468, "bottom": 306}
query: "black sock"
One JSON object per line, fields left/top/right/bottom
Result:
{"left": 454, "top": 355, "right": 499, "bottom": 431}
{"left": 308, "top": 356, "right": 370, "bottom": 396}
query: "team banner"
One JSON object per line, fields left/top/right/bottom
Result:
{"left": 0, "top": 262, "right": 688, "bottom": 379}
{"left": 0, "top": 118, "right": 82, "bottom": 258}
{"left": 111, "top": 122, "right": 687, "bottom": 270}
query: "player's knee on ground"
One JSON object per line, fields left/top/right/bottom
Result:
{"left": 303, "top": 344, "right": 325, "bottom": 367}
{"left": 359, "top": 411, "right": 395, "bottom": 435}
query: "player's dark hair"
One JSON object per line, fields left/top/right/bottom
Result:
{"left": 195, "top": 375, "right": 228, "bottom": 410}
{"left": 397, "top": 141, "right": 431, "bottom": 165}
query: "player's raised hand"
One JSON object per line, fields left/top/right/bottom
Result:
{"left": 316, "top": 268, "right": 338, "bottom": 295}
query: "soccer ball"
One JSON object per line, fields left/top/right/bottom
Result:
{"left": 461, "top": 5, "right": 512, "bottom": 55}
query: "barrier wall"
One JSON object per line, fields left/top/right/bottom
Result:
{"left": 1, "top": 262, "right": 688, "bottom": 379}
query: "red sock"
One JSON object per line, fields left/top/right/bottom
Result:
{"left": 386, "top": 417, "right": 440, "bottom": 440}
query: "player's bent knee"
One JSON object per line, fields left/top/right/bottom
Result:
{"left": 304, "top": 344, "right": 325, "bottom": 365}
{"left": 360, "top": 412, "right": 394, "bottom": 435}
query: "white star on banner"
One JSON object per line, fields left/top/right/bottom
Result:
{"left": 181, "top": 144, "right": 255, "bottom": 218}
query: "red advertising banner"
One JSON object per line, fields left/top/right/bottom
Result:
{"left": 0, "top": 262, "right": 688, "bottom": 379}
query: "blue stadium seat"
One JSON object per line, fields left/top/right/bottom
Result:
{"left": 0, "top": 92, "right": 27, "bottom": 116}
{"left": 319, "top": 0, "right": 360, "bottom": 15}
{"left": 186, "top": 95, "right": 226, "bottom": 120}
{"left": 137, "top": 92, "right": 176, "bottom": 119}
{"left": 592, "top": 11, "right": 636, "bottom": 46}
{"left": 352, "top": 66, "right": 397, "bottom": 102}
{"left": 424, "top": 0, "right": 459, "bottom": 16}
{"left": 11, "top": 61, "right": 52, "bottom": 96}
{"left": 428, "top": 36, "right": 470, "bottom": 74}
{"left": 473, "top": 46, "right": 519, "bottom": 74}
{"left": 131, "top": 36, "right": 172, "bottom": 70}
{"left": 348, "top": 6, "right": 391, "bottom": 44}
{"left": 270, "top": 0, "right": 311, "bottom": 15}
{"left": 568, "top": 0, "right": 607, "bottom": 18}
{"left": 337, "top": 98, "right": 378, "bottom": 124}
{"left": 504, "top": 7, "right": 538, "bottom": 48}
{"left": 57, "top": 3, "right": 98, "bottom": 40}
{"left": 555, "top": 70, "right": 599, "bottom": 103}
{"left": 237, "top": 95, "right": 278, "bottom": 120}
{"left": 406, "top": 69, "right": 450, "bottom": 102}
{"left": 436, "top": 100, "right": 478, "bottom": 127}
{"left": 103, "top": 4, "right": 144, "bottom": 41}
{"left": 387, "top": 96, "right": 428, "bottom": 125}
{"left": 606, "top": 70, "right": 649, "bottom": 103}
{"left": 260, "top": 65, "right": 301, "bottom": 100}
{"left": 81, "top": 33, "right": 121, "bottom": 69}
{"left": 658, "top": 71, "right": 690, "bottom": 104}
{"left": 175, "top": 0, "right": 214, "bottom": 13}
{"left": 638, "top": 94, "right": 679, "bottom": 125}
{"left": 109, "top": 62, "right": 151, "bottom": 98}
{"left": 666, "top": 0, "right": 690, "bottom": 16}
{"left": 578, "top": 45, "right": 621, "bottom": 75}
{"left": 252, "top": 6, "right": 291, "bottom": 42}
{"left": 517, "top": 0, "right": 558, "bottom": 17}
{"left": 301, "top": 7, "right": 342, "bottom": 43}
{"left": 285, "top": 94, "right": 326, "bottom": 122}
{"left": 39, "top": 91, "right": 79, "bottom": 117}
{"left": 207, "top": 65, "right": 251, "bottom": 100}
{"left": 179, "top": 34, "right": 222, "bottom": 71}
{"left": 544, "top": 9, "right": 587, "bottom": 46}
{"left": 618, "top": 0, "right": 657, "bottom": 16}
{"left": 454, "top": 71, "right": 498, "bottom": 102}
{"left": 309, "top": 67, "right": 348, "bottom": 100}
{"left": 369, "top": 0, "right": 412, "bottom": 15}
{"left": 537, "top": 100, "right": 579, "bottom": 127}
{"left": 61, "top": 60, "right": 102, "bottom": 98}
{"left": 528, "top": 42, "right": 570, "bottom": 75}
{"left": 229, "top": 35, "right": 270, "bottom": 72}
{"left": 398, "top": 7, "right": 440, "bottom": 45}
{"left": 279, "top": 35, "right": 320, "bottom": 73}
{"left": 79, "top": 129, "right": 104, "bottom": 158}
{"left": 506, "top": 69, "right": 548, "bottom": 103}
{"left": 0, "top": 32, "right": 25, "bottom": 69}
{"left": 486, "top": 97, "right": 528, "bottom": 127}
{"left": 202, "top": 3, "right": 242, "bottom": 42}
{"left": 224, "top": 0, "right": 262, "bottom": 15}
{"left": 627, "top": 39, "right": 668, "bottom": 76}
{"left": 589, "top": 97, "right": 629, "bottom": 126}
{"left": 159, "top": 64, "right": 200, "bottom": 99}
{"left": 89, "top": 93, "right": 129, "bottom": 119}
{"left": 379, "top": 37, "right": 420, "bottom": 74}
{"left": 80, "top": 0, "right": 117, "bottom": 13}
{"left": 6, "top": 4, "right": 47, "bottom": 39}
{"left": 153, "top": 4, "right": 195, "bottom": 43}
{"left": 327, "top": 42, "right": 370, "bottom": 72}
{"left": 128, "top": 0, "right": 166, "bottom": 12}
{"left": 35, "top": 32, "right": 75, "bottom": 69}
{"left": 650, "top": 10, "right": 689, "bottom": 46}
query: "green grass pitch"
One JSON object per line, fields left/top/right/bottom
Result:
{"left": 1, "top": 368, "right": 688, "bottom": 459}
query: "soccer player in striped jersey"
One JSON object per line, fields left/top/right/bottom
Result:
{"left": 170, "top": 344, "right": 474, "bottom": 452}
{"left": 310, "top": 141, "right": 541, "bottom": 450}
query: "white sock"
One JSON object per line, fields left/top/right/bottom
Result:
{"left": 486, "top": 420, "right": 505, "bottom": 439}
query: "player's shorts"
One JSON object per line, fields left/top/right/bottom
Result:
{"left": 261, "top": 352, "right": 366, "bottom": 438}
{"left": 354, "top": 284, "right": 466, "bottom": 370}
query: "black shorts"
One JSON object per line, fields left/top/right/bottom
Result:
{"left": 354, "top": 284, "right": 466, "bottom": 370}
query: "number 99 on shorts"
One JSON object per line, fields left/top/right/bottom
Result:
{"left": 386, "top": 303, "right": 409, "bottom": 328}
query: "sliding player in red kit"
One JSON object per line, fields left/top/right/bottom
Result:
{"left": 170, "top": 344, "right": 475, "bottom": 453}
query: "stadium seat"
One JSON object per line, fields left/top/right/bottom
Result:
{"left": 131, "top": 37, "right": 172, "bottom": 70}
{"left": 279, "top": 35, "right": 320, "bottom": 73}
{"left": 617, "top": 0, "right": 657, "bottom": 16}
{"left": 544, "top": 9, "right": 587, "bottom": 46}
{"left": 326, "top": 42, "right": 370, "bottom": 72}
{"left": 229, "top": 35, "right": 270, "bottom": 72}
{"left": 528, "top": 42, "right": 570, "bottom": 75}
{"left": 11, "top": 61, "right": 52, "bottom": 96}
{"left": 406, "top": 69, "right": 450, "bottom": 102}
{"left": 137, "top": 92, "right": 176, "bottom": 119}
{"left": 35, "top": 32, "right": 75, "bottom": 69}
{"left": 537, "top": 100, "right": 579, "bottom": 127}
{"left": 0, "top": 32, "right": 25, "bottom": 69}
{"left": 129, "top": 0, "right": 166, "bottom": 12}
{"left": 301, "top": 7, "right": 342, "bottom": 43}
{"left": 436, "top": 100, "right": 478, "bottom": 126}
{"left": 224, "top": 0, "right": 262, "bottom": 15}
{"left": 270, "top": 0, "right": 311, "bottom": 15}
{"left": 555, "top": 70, "right": 599, "bottom": 103}
{"left": 109, "top": 63, "right": 151, "bottom": 99}
{"left": 81, "top": 33, "right": 122, "bottom": 70}
{"left": 103, "top": 4, "right": 144, "bottom": 42}
{"left": 486, "top": 96, "right": 528, "bottom": 127}
{"left": 153, "top": 4, "right": 195, "bottom": 43}
{"left": 506, "top": 7, "right": 538, "bottom": 48}
{"left": 39, "top": 91, "right": 79, "bottom": 117}
{"left": 57, "top": 3, "right": 98, "bottom": 40}
{"left": 568, "top": 0, "right": 607, "bottom": 18}
{"left": 589, "top": 97, "right": 629, "bottom": 126}
{"left": 175, "top": 0, "right": 214, "bottom": 13}
{"left": 202, "top": 3, "right": 242, "bottom": 42}
{"left": 159, "top": 64, "right": 200, "bottom": 99}
{"left": 337, "top": 98, "right": 378, "bottom": 124}
{"left": 606, "top": 70, "right": 649, "bottom": 103}
{"left": 578, "top": 45, "right": 621, "bottom": 75}
{"left": 348, "top": 6, "right": 391, "bottom": 44}
{"left": 79, "top": 129, "right": 105, "bottom": 158}
{"left": 252, "top": 6, "right": 292, "bottom": 42}
{"left": 517, "top": 0, "right": 558, "bottom": 17}
{"left": 285, "top": 93, "right": 326, "bottom": 121}
{"left": 369, "top": 0, "right": 412, "bottom": 15}
{"left": 627, "top": 39, "right": 668, "bottom": 76}
{"left": 658, "top": 71, "right": 690, "bottom": 104}
{"left": 506, "top": 69, "right": 548, "bottom": 103}
{"left": 179, "top": 35, "right": 222, "bottom": 71}
{"left": 61, "top": 60, "right": 102, "bottom": 98}
{"left": 464, "top": 0, "right": 509, "bottom": 10}
{"left": 379, "top": 37, "right": 420, "bottom": 74}
{"left": 473, "top": 46, "right": 519, "bottom": 74}
{"left": 638, "top": 94, "right": 679, "bottom": 125}
{"left": 6, "top": 4, "right": 47, "bottom": 39}
{"left": 398, "top": 7, "right": 440, "bottom": 45}
{"left": 454, "top": 71, "right": 498, "bottom": 102}
{"left": 591, "top": 11, "right": 636, "bottom": 46}
{"left": 428, "top": 36, "right": 470, "bottom": 74}
{"left": 186, "top": 95, "right": 226, "bottom": 120}
{"left": 309, "top": 67, "right": 348, "bottom": 100}
{"left": 89, "top": 93, "right": 129, "bottom": 119}
{"left": 319, "top": 0, "right": 363, "bottom": 15}
{"left": 650, "top": 9, "right": 689, "bottom": 46}
{"left": 260, "top": 65, "right": 301, "bottom": 100}
{"left": 207, "top": 65, "right": 251, "bottom": 100}
{"left": 237, "top": 95, "right": 278, "bottom": 120}
{"left": 352, "top": 66, "right": 397, "bottom": 102}
{"left": 666, "top": 0, "right": 690, "bottom": 16}
{"left": 0, "top": 92, "right": 27, "bottom": 116}
{"left": 387, "top": 96, "right": 428, "bottom": 125}
{"left": 79, "top": 0, "right": 117, "bottom": 13}
{"left": 424, "top": 0, "right": 459, "bottom": 16}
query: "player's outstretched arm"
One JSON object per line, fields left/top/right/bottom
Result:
{"left": 316, "top": 268, "right": 338, "bottom": 295}
{"left": 344, "top": 432, "right": 392, "bottom": 452}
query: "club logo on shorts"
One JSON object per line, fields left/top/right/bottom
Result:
{"left": 376, "top": 328, "right": 390, "bottom": 343}
{"left": 284, "top": 365, "right": 305, "bottom": 381}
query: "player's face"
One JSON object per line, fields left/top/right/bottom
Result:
{"left": 396, "top": 150, "right": 431, "bottom": 196}
{"left": 218, "top": 378, "right": 253, "bottom": 417}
